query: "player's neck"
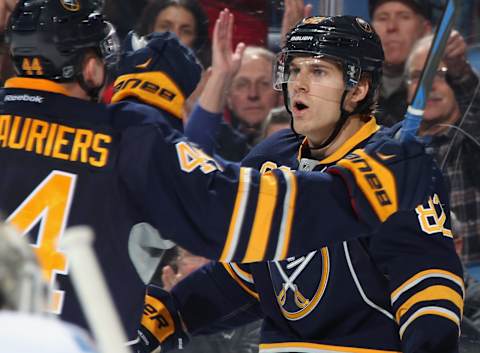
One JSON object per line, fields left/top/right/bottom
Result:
{"left": 309, "top": 115, "right": 366, "bottom": 160}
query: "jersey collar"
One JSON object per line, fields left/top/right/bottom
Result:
{"left": 5, "top": 77, "right": 70, "bottom": 96}
{"left": 297, "top": 115, "right": 380, "bottom": 164}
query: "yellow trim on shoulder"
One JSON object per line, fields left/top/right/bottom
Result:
{"left": 259, "top": 342, "right": 400, "bottom": 353}
{"left": 5, "top": 77, "right": 69, "bottom": 96}
{"left": 222, "top": 263, "right": 259, "bottom": 300}
{"left": 243, "top": 172, "right": 278, "bottom": 262}
{"left": 111, "top": 72, "right": 185, "bottom": 120}
{"left": 391, "top": 269, "right": 465, "bottom": 303}
{"left": 220, "top": 168, "right": 251, "bottom": 262}
{"left": 395, "top": 285, "right": 463, "bottom": 322}
{"left": 296, "top": 115, "right": 379, "bottom": 164}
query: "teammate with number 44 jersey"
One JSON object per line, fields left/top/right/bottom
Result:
{"left": 132, "top": 15, "right": 464, "bottom": 353}
{"left": 0, "top": 0, "right": 447, "bottom": 348}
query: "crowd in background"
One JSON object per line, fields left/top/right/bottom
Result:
{"left": 2, "top": 0, "right": 480, "bottom": 352}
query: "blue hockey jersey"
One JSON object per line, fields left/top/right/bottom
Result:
{"left": 168, "top": 118, "right": 464, "bottom": 353}
{"left": 0, "top": 78, "right": 412, "bottom": 339}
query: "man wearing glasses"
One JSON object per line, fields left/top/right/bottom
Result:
{"left": 405, "top": 33, "right": 480, "bottom": 265}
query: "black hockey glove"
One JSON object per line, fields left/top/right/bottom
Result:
{"left": 132, "top": 284, "right": 189, "bottom": 353}
{"left": 111, "top": 31, "right": 202, "bottom": 121}
{"left": 327, "top": 136, "right": 435, "bottom": 229}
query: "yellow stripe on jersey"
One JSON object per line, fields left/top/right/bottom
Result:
{"left": 220, "top": 168, "right": 252, "bottom": 262}
{"left": 230, "top": 263, "right": 254, "bottom": 283}
{"left": 391, "top": 269, "right": 464, "bottom": 304}
{"left": 222, "top": 263, "right": 259, "bottom": 300}
{"left": 395, "top": 285, "right": 463, "bottom": 322}
{"left": 274, "top": 170, "right": 298, "bottom": 261}
{"left": 5, "top": 77, "right": 69, "bottom": 96}
{"left": 243, "top": 172, "right": 278, "bottom": 262}
{"left": 399, "top": 306, "right": 460, "bottom": 339}
{"left": 259, "top": 341, "right": 400, "bottom": 353}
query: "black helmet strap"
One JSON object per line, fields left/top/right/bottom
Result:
{"left": 308, "top": 90, "right": 351, "bottom": 150}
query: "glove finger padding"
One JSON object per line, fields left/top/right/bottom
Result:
{"left": 112, "top": 31, "right": 202, "bottom": 121}
{"left": 134, "top": 284, "right": 189, "bottom": 353}
{"left": 327, "top": 137, "right": 435, "bottom": 229}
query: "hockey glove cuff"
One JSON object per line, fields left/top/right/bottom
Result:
{"left": 327, "top": 136, "right": 435, "bottom": 229}
{"left": 112, "top": 31, "right": 202, "bottom": 120}
{"left": 133, "top": 284, "right": 189, "bottom": 353}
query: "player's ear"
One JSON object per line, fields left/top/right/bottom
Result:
{"left": 82, "top": 53, "right": 105, "bottom": 88}
{"left": 344, "top": 78, "right": 369, "bottom": 112}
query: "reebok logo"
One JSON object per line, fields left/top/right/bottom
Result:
{"left": 4, "top": 94, "right": 44, "bottom": 104}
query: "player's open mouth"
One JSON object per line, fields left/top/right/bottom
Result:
{"left": 293, "top": 100, "right": 309, "bottom": 111}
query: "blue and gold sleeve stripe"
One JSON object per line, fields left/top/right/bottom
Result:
{"left": 391, "top": 269, "right": 464, "bottom": 338}
{"left": 222, "top": 263, "right": 259, "bottom": 300}
{"left": 398, "top": 306, "right": 460, "bottom": 339}
{"left": 220, "top": 168, "right": 298, "bottom": 263}
{"left": 391, "top": 269, "right": 465, "bottom": 303}
{"left": 220, "top": 167, "right": 252, "bottom": 262}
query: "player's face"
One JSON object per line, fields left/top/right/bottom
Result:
{"left": 407, "top": 48, "right": 460, "bottom": 129}
{"left": 372, "top": 1, "right": 430, "bottom": 67}
{"left": 228, "top": 55, "right": 280, "bottom": 126}
{"left": 287, "top": 56, "right": 345, "bottom": 145}
{"left": 154, "top": 5, "right": 197, "bottom": 48}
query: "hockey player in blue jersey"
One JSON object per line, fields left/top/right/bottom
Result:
{"left": 1, "top": 0, "right": 440, "bottom": 345}
{"left": 130, "top": 15, "right": 464, "bottom": 353}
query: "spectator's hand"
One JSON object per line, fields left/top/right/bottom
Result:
{"left": 327, "top": 136, "right": 435, "bottom": 229}
{"left": 197, "top": 9, "right": 244, "bottom": 114}
{"left": 132, "top": 284, "right": 189, "bottom": 353}
{"left": 281, "top": 0, "right": 313, "bottom": 46}
{"left": 211, "top": 9, "right": 245, "bottom": 82}
{"left": 0, "top": 0, "right": 17, "bottom": 33}
{"left": 444, "top": 30, "right": 470, "bottom": 79}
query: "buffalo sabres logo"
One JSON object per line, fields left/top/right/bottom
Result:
{"left": 356, "top": 17, "right": 373, "bottom": 33}
{"left": 60, "top": 0, "right": 81, "bottom": 12}
{"left": 270, "top": 249, "right": 330, "bottom": 320}
{"left": 303, "top": 16, "right": 326, "bottom": 25}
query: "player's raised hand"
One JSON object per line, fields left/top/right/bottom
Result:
{"left": 211, "top": 8, "right": 245, "bottom": 81}
{"left": 197, "top": 9, "right": 245, "bottom": 114}
{"left": 281, "top": 0, "right": 313, "bottom": 46}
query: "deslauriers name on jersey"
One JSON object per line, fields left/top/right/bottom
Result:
{"left": 0, "top": 114, "right": 111, "bottom": 167}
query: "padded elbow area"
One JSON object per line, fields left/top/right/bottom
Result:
{"left": 401, "top": 315, "right": 459, "bottom": 353}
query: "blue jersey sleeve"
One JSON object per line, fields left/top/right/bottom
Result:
{"left": 369, "top": 172, "right": 463, "bottom": 353}
{"left": 184, "top": 103, "right": 223, "bottom": 156}
{"left": 171, "top": 262, "right": 262, "bottom": 335}
{"left": 119, "top": 114, "right": 372, "bottom": 263}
